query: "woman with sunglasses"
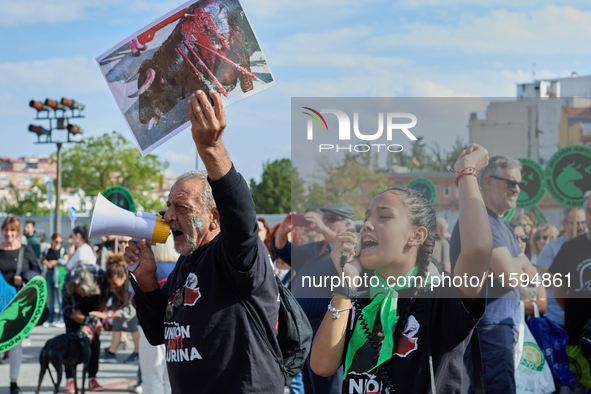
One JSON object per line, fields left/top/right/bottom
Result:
{"left": 510, "top": 223, "right": 547, "bottom": 316}
{"left": 514, "top": 213, "right": 536, "bottom": 259}
{"left": 531, "top": 224, "right": 559, "bottom": 265}
{"left": 310, "top": 144, "right": 493, "bottom": 393}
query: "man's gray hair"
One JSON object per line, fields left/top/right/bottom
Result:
{"left": 175, "top": 171, "right": 216, "bottom": 212}
{"left": 585, "top": 190, "right": 591, "bottom": 205}
{"left": 65, "top": 269, "right": 100, "bottom": 296}
{"left": 562, "top": 207, "right": 575, "bottom": 222}
{"left": 478, "top": 155, "right": 523, "bottom": 190}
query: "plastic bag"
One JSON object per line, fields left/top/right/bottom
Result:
{"left": 515, "top": 301, "right": 556, "bottom": 394}
{"left": 528, "top": 312, "right": 575, "bottom": 388}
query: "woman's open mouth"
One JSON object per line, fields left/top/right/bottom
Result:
{"left": 360, "top": 236, "right": 378, "bottom": 252}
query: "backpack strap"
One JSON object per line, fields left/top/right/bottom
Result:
{"left": 16, "top": 246, "right": 25, "bottom": 276}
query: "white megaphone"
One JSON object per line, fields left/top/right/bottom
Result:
{"left": 89, "top": 193, "right": 171, "bottom": 272}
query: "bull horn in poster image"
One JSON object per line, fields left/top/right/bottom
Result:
{"left": 0, "top": 277, "right": 47, "bottom": 352}
{"left": 89, "top": 193, "right": 171, "bottom": 271}
{"left": 97, "top": 0, "right": 276, "bottom": 155}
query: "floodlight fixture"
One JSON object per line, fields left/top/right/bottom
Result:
{"left": 67, "top": 124, "right": 83, "bottom": 135}
{"left": 61, "top": 98, "right": 85, "bottom": 111}
{"left": 28, "top": 124, "right": 51, "bottom": 141}
{"left": 29, "top": 100, "right": 52, "bottom": 112}
{"left": 45, "top": 99, "right": 68, "bottom": 111}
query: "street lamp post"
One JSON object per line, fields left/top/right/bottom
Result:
{"left": 28, "top": 98, "right": 85, "bottom": 235}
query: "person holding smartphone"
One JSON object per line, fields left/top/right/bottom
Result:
{"left": 273, "top": 202, "right": 356, "bottom": 394}
{"left": 310, "top": 144, "right": 492, "bottom": 393}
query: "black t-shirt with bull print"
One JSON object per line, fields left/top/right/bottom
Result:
{"left": 342, "top": 285, "right": 484, "bottom": 394}
{"left": 549, "top": 234, "right": 591, "bottom": 346}
{"left": 131, "top": 165, "right": 283, "bottom": 394}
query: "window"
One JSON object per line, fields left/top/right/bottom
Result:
{"left": 443, "top": 185, "right": 451, "bottom": 198}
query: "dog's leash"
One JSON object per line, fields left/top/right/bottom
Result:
{"left": 89, "top": 295, "right": 134, "bottom": 335}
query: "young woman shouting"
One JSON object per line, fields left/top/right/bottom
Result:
{"left": 311, "top": 144, "right": 492, "bottom": 394}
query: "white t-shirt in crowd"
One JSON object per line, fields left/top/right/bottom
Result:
{"left": 67, "top": 243, "right": 97, "bottom": 270}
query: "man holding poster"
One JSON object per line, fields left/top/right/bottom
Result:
{"left": 126, "top": 90, "right": 283, "bottom": 393}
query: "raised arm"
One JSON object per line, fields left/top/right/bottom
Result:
{"left": 188, "top": 90, "right": 259, "bottom": 271}
{"left": 452, "top": 144, "right": 494, "bottom": 299}
{"left": 188, "top": 90, "right": 231, "bottom": 180}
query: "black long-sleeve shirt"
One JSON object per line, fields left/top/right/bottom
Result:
{"left": 131, "top": 165, "right": 283, "bottom": 394}
{"left": 0, "top": 244, "right": 39, "bottom": 287}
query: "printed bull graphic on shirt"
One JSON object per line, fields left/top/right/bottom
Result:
{"left": 184, "top": 273, "right": 201, "bottom": 306}
{"left": 164, "top": 273, "right": 203, "bottom": 363}
{"left": 394, "top": 315, "right": 420, "bottom": 357}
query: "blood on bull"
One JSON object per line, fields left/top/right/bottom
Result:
{"left": 128, "top": 0, "right": 262, "bottom": 130}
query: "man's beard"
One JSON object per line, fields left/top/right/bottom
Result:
{"left": 492, "top": 192, "right": 516, "bottom": 213}
{"left": 174, "top": 216, "right": 201, "bottom": 255}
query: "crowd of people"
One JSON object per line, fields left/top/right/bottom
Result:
{"left": 0, "top": 89, "right": 590, "bottom": 394}
{"left": 0, "top": 218, "right": 174, "bottom": 394}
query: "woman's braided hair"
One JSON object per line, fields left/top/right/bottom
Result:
{"left": 352, "top": 187, "right": 437, "bottom": 390}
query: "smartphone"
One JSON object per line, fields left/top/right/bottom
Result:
{"left": 292, "top": 214, "right": 310, "bottom": 228}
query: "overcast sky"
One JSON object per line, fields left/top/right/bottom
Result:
{"left": 2, "top": 0, "right": 591, "bottom": 183}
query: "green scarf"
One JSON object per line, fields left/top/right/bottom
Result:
{"left": 343, "top": 262, "right": 438, "bottom": 378}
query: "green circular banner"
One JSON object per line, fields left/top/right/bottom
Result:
{"left": 517, "top": 158, "right": 546, "bottom": 209}
{"left": 545, "top": 145, "right": 591, "bottom": 208}
{"left": 406, "top": 178, "right": 437, "bottom": 206}
{"left": 0, "top": 276, "right": 47, "bottom": 352}
{"left": 502, "top": 208, "right": 516, "bottom": 223}
{"left": 103, "top": 186, "right": 136, "bottom": 212}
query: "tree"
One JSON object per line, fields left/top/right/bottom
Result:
{"left": 250, "top": 158, "right": 303, "bottom": 214}
{"left": 59, "top": 131, "right": 168, "bottom": 212}
{"left": 446, "top": 136, "right": 468, "bottom": 169}
{"left": 0, "top": 180, "right": 54, "bottom": 216}
{"left": 316, "top": 152, "right": 391, "bottom": 219}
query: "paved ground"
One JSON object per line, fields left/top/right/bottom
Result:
{"left": 0, "top": 326, "right": 140, "bottom": 394}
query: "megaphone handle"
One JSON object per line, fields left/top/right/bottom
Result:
{"left": 127, "top": 239, "right": 142, "bottom": 272}
{"left": 127, "top": 255, "right": 141, "bottom": 272}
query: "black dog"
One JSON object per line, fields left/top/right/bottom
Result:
{"left": 35, "top": 315, "right": 102, "bottom": 394}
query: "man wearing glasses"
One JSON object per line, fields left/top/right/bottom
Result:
{"left": 125, "top": 91, "right": 283, "bottom": 393}
{"left": 273, "top": 202, "right": 355, "bottom": 394}
{"left": 450, "top": 155, "right": 538, "bottom": 394}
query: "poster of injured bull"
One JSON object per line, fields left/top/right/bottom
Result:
{"left": 96, "top": 0, "right": 276, "bottom": 155}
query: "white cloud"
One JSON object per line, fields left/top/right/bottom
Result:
{"left": 269, "top": 26, "right": 374, "bottom": 55}
{"left": 373, "top": 6, "right": 591, "bottom": 55}
{"left": 0, "top": 56, "right": 106, "bottom": 94}
{"left": 163, "top": 149, "right": 195, "bottom": 166}
{"left": 127, "top": 0, "right": 188, "bottom": 15}
{"left": 410, "top": 79, "right": 478, "bottom": 97}
{"left": 395, "top": 0, "right": 550, "bottom": 7}
{"left": 500, "top": 68, "right": 557, "bottom": 83}
{"left": 0, "top": 0, "right": 119, "bottom": 26}
{"left": 244, "top": 0, "right": 386, "bottom": 18}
